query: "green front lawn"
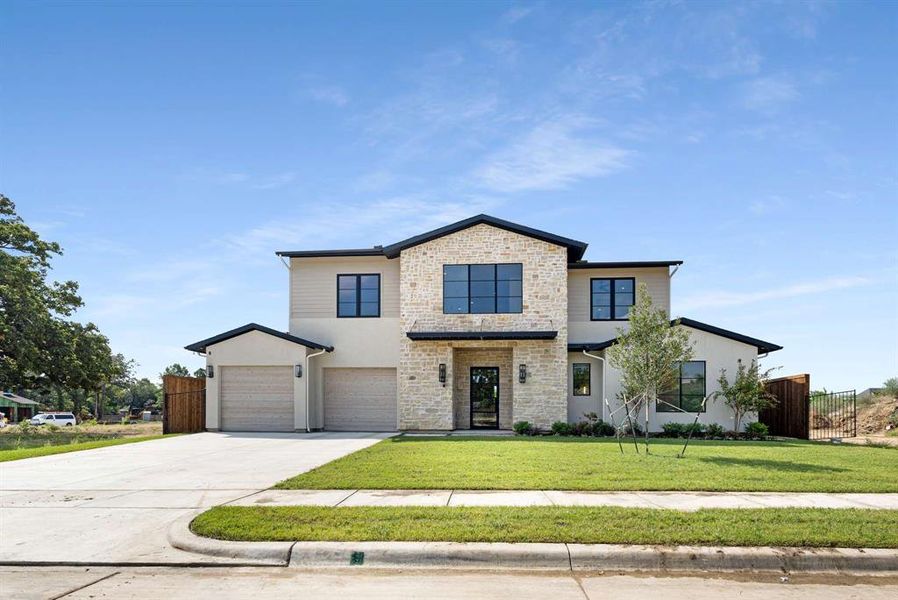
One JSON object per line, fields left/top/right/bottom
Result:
{"left": 277, "top": 436, "right": 898, "bottom": 493}
{"left": 0, "top": 435, "right": 169, "bottom": 462}
{"left": 192, "top": 506, "right": 898, "bottom": 548}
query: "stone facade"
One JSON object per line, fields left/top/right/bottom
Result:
{"left": 398, "top": 223, "right": 568, "bottom": 430}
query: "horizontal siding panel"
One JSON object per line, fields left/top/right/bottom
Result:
{"left": 568, "top": 267, "right": 670, "bottom": 322}
{"left": 291, "top": 257, "right": 400, "bottom": 319}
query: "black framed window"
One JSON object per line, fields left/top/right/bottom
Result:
{"left": 657, "top": 361, "right": 706, "bottom": 412}
{"left": 591, "top": 277, "right": 635, "bottom": 320}
{"left": 572, "top": 363, "right": 591, "bottom": 396}
{"left": 443, "top": 264, "right": 522, "bottom": 314}
{"left": 337, "top": 274, "right": 380, "bottom": 318}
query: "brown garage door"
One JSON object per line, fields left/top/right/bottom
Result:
{"left": 220, "top": 366, "right": 294, "bottom": 432}
{"left": 324, "top": 368, "right": 397, "bottom": 431}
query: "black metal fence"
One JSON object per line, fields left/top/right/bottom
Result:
{"left": 808, "top": 389, "right": 856, "bottom": 439}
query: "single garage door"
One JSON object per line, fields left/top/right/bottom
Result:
{"left": 324, "top": 368, "right": 397, "bottom": 431}
{"left": 220, "top": 366, "right": 294, "bottom": 432}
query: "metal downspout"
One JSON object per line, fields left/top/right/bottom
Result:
{"left": 304, "top": 349, "right": 327, "bottom": 432}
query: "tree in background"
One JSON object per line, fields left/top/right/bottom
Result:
{"left": 883, "top": 377, "right": 898, "bottom": 398}
{"left": 193, "top": 368, "right": 206, "bottom": 378}
{"left": 1, "top": 194, "right": 82, "bottom": 389}
{"left": 160, "top": 363, "right": 190, "bottom": 378}
{"left": 606, "top": 283, "right": 694, "bottom": 453}
{"left": 716, "top": 360, "right": 777, "bottom": 433}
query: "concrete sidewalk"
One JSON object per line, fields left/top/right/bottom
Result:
{"left": 229, "top": 489, "right": 898, "bottom": 510}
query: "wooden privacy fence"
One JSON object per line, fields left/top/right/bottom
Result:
{"left": 162, "top": 375, "right": 206, "bottom": 434}
{"left": 760, "top": 373, "right": 810, "bottom": 439}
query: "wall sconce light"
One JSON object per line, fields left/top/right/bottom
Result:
{"left": 438, "top": 363, "right": 446, "bottom": 385}
{"left": 206, "top": 365, "right": 214, "bottom": 378}
{"left": 294, "top": 364, "right": 303, "bottom": 378}
{"left": 518, "top": 364, "right": 527, "bottom": 384}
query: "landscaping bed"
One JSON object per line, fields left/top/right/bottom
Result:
{"left": 192, "top": 506, "right": 898, "bottom": 548}
{"left": 277, "top": 436, "right": 898, "bottom": 493}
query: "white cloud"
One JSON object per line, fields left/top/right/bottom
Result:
{"left": 501, "top": 6, "right": 534, "bottom": 25}
{"left": 228, "top": 195, "right": 501, "bottom": 257}
{"left": 742, "top": 76, "right": 799, "bottom": 113}
{"left": 307, "top": 85, "right": 349, "bottom": 107}
{"left": 677, "top": 277, "right": 871, "bottom": 311}
{"left": 474, "top": 118, "right": 630, "bottom": 193}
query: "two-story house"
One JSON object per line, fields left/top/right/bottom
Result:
{"left": 185, "top": 215, "right": 781, "bottom": 433}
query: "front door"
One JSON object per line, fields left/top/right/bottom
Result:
{"left": 470, "top": 367, "right": 499, "bottom": 429}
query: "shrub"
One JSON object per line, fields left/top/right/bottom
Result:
{"left": 46, "top": 424, "right": 60, "bottom": 432}
{"left": 551, "top": 421, "right": 573, "bottom": 436}
{"left": 513, "top": 421, "right": 535, "bottom": 436}
{"left": 592, "top": 420, "right": 616, "bottom": 437}
{"left": 17, "top": 420, "right": 33, "bottom": 433}
{"left": 661, "top": 422, "right": 685, "bottom": 437}
{"left": 570, "top": 421, "right": 591, "bottom": 436}
{"left": 705, "top": 423, "right": 726, "bottom": 438}
{"left": 744, "top": 421, "right": 769, "bottom": 439}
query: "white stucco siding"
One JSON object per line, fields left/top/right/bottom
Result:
{"left": 598, "top": 325, "right": 759, "bottom": 432}
{"left": 202, "top": 330, "right": 309, "bottom": 431}
{"left": 568, "top": 267, "right": 671, "bottom": 345}
{"left": 566, "top": 352, "right": 606, "bottom": 423}
{"left": 287, "top": 255, "right": 402, "bottom": 429}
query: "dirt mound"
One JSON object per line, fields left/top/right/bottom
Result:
{"left": 857, "top": 394, "right": 898, "bottom": 435}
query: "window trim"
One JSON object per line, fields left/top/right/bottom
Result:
{"left": 442, "top": 263, "right": 523, "bottom": 315}
{"left": 572, "top": 363, "right": 591, "bottom": 396}
{"left": 656, "top": 360, "right": 707, "bottom": 413}
{"left": 336, "top": 273, "right": 381, "bottom": 318}
{"left": 589, "top": 277, "right": 636, "bottom": 321}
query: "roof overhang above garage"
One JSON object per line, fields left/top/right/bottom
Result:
{"left": 568, "top": 317, "right": 782, "bottom": 355}
{"left": 185, "top": 323, "right": 334, "bottom": 354}
{"left": 407, "top": 330, "right": 558, "bottom": 341}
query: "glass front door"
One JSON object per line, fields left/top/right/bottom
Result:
{"left": 470, "top": 367, "right": 499, "bottom": 429}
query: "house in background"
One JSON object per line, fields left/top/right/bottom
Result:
{"left": 185, "top": 215, "right": 781, "bottom": 433}
{"left": 0, "top": 392, "right": 39, "bottom": 423}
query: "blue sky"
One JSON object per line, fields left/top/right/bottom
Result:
{"left": 2, "top": 1, "right": 896, "bottom": 389}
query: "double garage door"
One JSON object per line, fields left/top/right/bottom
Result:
{"left": 219, "top": 366, "right": 396, "bottom": 432}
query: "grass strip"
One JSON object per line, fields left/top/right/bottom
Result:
{"left": 192, "top": 506, "right": 898, "bottom": 548}
{"left": 278, "top": 437, "right": 898, "bottom": 493}
{"left": 0, "top": 435, "right": 170, "bottom": 462}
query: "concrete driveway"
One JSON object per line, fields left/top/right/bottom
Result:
{"left": 0, "top": 431, "right": 391, "bottom": 564}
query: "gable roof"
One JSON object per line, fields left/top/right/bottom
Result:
{"left": 568, "top": 317, "right": 782, "bottom": 355}
{"left": 185, "top": 323, "right": 333, "bottom": 354}
{"left": 383, "top": 214, "right": 588, "bottom": 261}
{"left": 0, "top": 392, "right": 39, "bottom": 406}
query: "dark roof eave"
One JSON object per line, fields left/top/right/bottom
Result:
{"left": 185, "top": 323, "right": 334, "bottom": 354}
{"left": 568, "top": 260, "right": 684, "bottom": 269}
{"left": 568, "top": 318, "right": 782, "bottom": 354}
{"left": 383, "top": 214, "right": 588, "bottom": 261}
{"left": 275, "top": 248, "right": 384, "bottom": 258}
{"left": 407, "top": 331, "right": 558, "bottom": 341}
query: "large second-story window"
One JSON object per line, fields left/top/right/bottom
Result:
{"left": 443, "top": 263, "right": 522, "bottom": 314}
{"left": 591, "top": 277, "right": 635, "bottom": 320}
{"left": 657, "top": 361, "right": 706, "bottom": 412}
{"left": 337, "top": 274, "right": 380, "bottom": 317}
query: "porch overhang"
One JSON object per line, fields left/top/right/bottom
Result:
{"left": 406, "top": 331, "right": 558, "bottom": 341}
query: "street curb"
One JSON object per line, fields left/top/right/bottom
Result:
{"left": 167, "top": 513, "right": 292, "bottom": 566}
{"left": 290, "top": 541, "right": 570, "bottom": 570}
{"left": 173, "top": 515, "right": 898, "bottom": 574}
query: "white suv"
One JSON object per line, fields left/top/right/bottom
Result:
{"left": 31, "top": 413, "right": 76, "bottom": 427}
